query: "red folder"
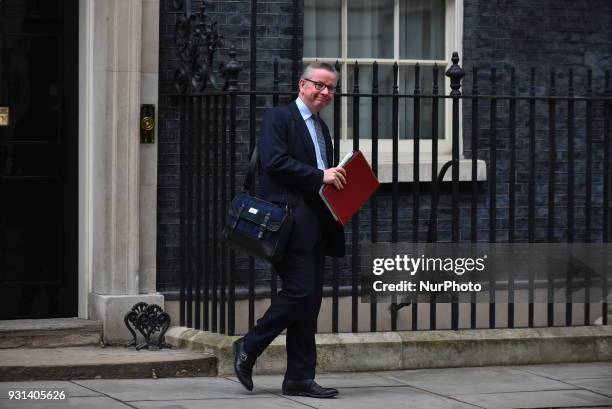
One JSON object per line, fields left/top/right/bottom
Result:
{"left": 319, "top": 150, "right": 380, "bottom": 226}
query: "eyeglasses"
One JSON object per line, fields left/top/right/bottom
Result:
{"left": 302, "top": 78, "right": 337, "bottom": 94}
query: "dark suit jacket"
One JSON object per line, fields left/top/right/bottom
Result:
{"left": 258, "top": 101, "right": 345, "bottom": 257}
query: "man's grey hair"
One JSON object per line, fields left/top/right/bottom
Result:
{"left": 300, "top": 62, "right": 339, "bottom": 81}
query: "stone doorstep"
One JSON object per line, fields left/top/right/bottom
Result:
{"left": 165, "top": 325, "right": 612, "bottom": 376}
{"left": 0, "top": 318, "right": 103, "bottom": 349}
{"left": 0, "top": 346, "right": 217, "bottom": 381}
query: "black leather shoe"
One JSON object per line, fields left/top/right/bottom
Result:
{"left": 282, "top": 379, "right": 339, "bottom": 398}
{"left": 233, "top": 338, "right": 256, "bottom": 391}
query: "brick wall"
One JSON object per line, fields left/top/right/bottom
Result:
{"left": 461, "top": 0, "right": 612, "bottom": 242}
{"left": 157, "top": 0, "right": 302, "bottom": 291}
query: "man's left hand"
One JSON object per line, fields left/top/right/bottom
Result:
{"left": 323, "top": 167, "right": 347, "bottom": 190}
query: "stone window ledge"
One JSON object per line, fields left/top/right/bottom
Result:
{"left": 375, "top": 157, "right": 488, "bottom": 184}
{"left": 339, "top": 150, "right": 487, "bottom": 183}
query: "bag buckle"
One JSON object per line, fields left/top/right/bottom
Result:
{"left": 257, "top": 212, "right": 271, "bottom": 239}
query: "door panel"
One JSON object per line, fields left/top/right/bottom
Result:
{"left": 5, "top": 34, "right": 61, "bottom": 142}
{"left": 0, "top": 0, "right": 77, "bottom": 319}
{"left": 1, "top": 179, "right": 62, "bottom": 284}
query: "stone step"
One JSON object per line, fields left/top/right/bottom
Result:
{"left": 0, "top": 318, "right": 102, "bottom": 349}
{"left": 0, "top": 346, "right": 217, "bottom": 381}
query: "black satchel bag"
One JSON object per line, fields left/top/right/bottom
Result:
{"left": 221, "top": 147, "right": 293, "bottom": 264}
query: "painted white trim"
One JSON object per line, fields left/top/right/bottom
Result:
{"left": 303, "top": 58, "right": 448, "bottom": 66}
{"left": 341, "top": 0, "right": 348, "bottom": 139}
{"left": 394, "top": 0, "right": 400, "bottom": 60}
{"left": 78, "top": 0, "right": 95, "bottom": 318}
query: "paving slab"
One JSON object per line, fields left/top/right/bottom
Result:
{"left": 129, "top": 397, "right": 313, "bottom": 409}
{"left": 286, "top": 386, "right": 479, "bottom": 409}
{"left": 377, "top": 366, "right": 575, "bottom": 395}
{"left": 563, "top": 377, "right": 612, "bottom": 398}
{"left": 0, "top": 362, "right": 610, "bottom": 409}
{"left": 231, "top": 371, "right": 406, "bottom": 390}
{"left": 513, "top": 362, "right": 612, "bottom": 380}
{"left": 0, "top": 396, "right": 131, "bottom": 409}
{"left": 0, "top": 381, "right": 101, "bottom": 398}
{"left": 450, "top": 389, "right": 612, "bottom": 409}
{"left": 75, "top": 377, "right": 274, "bottom": 401}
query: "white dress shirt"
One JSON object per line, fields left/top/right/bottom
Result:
{"left": 295, "top": 97, "right": 327, "bottom": 170}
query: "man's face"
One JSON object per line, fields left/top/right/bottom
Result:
{"left": 298, "top": 68, "right": 337, "bottom": 113}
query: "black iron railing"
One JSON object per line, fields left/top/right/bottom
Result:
{"left": 170, "top": 49, "right": 611, "bottom": 335}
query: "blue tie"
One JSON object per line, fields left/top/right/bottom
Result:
{"left": 313, "top": 115, "right": 328, "bottom": 169}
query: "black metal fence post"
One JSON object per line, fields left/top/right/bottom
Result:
{"left": 352, "top": 62, "right": 360, "bottom": 333}
{"left": 271, "top": 60, "right": 279, "bottom": 303}
{"left": 371, "top": 62, "right": 379, "bottom": 244}
{"left": 212, "top": 95, "right": 220, "bottom": 332}
{"left": 432, "top": 63, "right": 441, "bottom": 330}
{"left": 370, "top": 61, "right": 379, "bottom": 332}
{"left": 432, "top": 64, "right": 440, "bottom": 242}
{"left": 248, "top": 0, "right": 258, "bottom": 331}
{"left": 332, "top": 61, "right": 341, "bottom": 334}
{"left": 203, "top": 95, "right": 211, "bottom": 330}
{"left": 446, "top": 52, "right": 464, "bottom": 330}
{"left": 489, "top": 66, "right": 497, "bottom": 329}
{"left": 446, "top": 54, "right": 464, "bottom": 242}
{"left": 527, "top": 68, "right": 536, "bottom": 328}
{"left": 391, "top": 62, "right": 399, "bottom": 331}
{"left": 585, "top": 69, "right": 593, "bottom": 324}
{"left": 604, "top": 70, "right": 610, "bottom": 326}
{"left": 221, "top": 46, "right": 242, "bottom": 335}
{"left": 567, "top": 68, "right": 575, "bottom": 326}
{"left": 547, "top": 68, "right": 557, "bottom": 327}
{"left": 228, "top": 92, "right": 237, "bottom": 335}
{"left": 508, "top": 67, "right": 516, "bottom": 329}
{"left": 195, "top": 95, "right": 203, "bottom": 330}
{"left": 413, "top": 63, "right": 421, "bottom": 245}
{"left": 220, "top": 93, "right": 228, "bottom": 334}
{"left": 412, "top": 63, "right": 421, "bottom": 330}
{"left": 179, "top": 96, "right": 186, "bottom": 327}
{"left": 186, "top": 96, "right": 194, "bottom": 329}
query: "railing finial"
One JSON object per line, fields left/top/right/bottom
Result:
{"left": 445, "top": 51, "right": 465, "bottom": 97}
{"left": 221, "top": 46, "right": 243, "bottom": 91}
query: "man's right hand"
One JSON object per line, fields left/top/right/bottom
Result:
{"left": 323, "top": 167, "right": 347, "bottom": 190}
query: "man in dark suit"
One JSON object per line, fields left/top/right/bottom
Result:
{"left": 233, "top": 62, "right": 346, "bottom": 398}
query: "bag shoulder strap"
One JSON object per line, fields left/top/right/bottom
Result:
{"left": 242, "top": 145, "right": 291, "bottom": 210}
{"left": 243, "top": 110, "right": 302, "bottom": 208}
{"left": 242, "top": 146, "right": 259, "bottom": 194}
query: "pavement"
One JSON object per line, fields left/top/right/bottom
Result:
{"left": 0, "top": 362, "right": 611, "bottom": 409}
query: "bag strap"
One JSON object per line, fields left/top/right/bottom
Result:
{"left": 242, "top": 145, "right": 291, "bottom": 211}
{"left": 242, "top": 146, "right": 259, "bottom": 195}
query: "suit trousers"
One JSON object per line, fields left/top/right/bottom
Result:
{"left": 242, "top": 241, "right": 325, "bottom": 381}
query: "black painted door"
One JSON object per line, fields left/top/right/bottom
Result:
{"left": 0, "top": 0, "right": 78, "bottom": 319}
